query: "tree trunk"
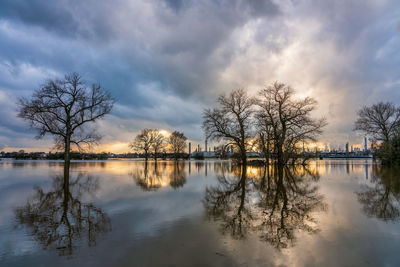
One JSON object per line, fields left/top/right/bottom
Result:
{"left": 277, "top": 143, "right": 284, "bottom": 166}
{"left": 64, "top": 136, "right": 71, "bottom": 181}
{"left": 239, "top": 142, "right": 247, "bottom": 165}
{"left": 266, "top": 138, "right": 270, "bottom": 165}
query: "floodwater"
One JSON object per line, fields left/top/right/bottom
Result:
{"left": 0, "top": 159, "right": 400, "bottom": 266}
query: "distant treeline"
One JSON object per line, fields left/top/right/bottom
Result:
{"left": 3, "top": 152, "right": 110, "bottom": 160}
{"left": 0, "top": 151, "right": 192, "bottom": 160}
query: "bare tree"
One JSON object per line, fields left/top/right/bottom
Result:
{"left": 130, "top": 129, "right": 154, "bottom": 160}
{"left": 18, "top": 73, "right": 114, "bottom": 171}
{"left": 255, "top": 111, "right": 274, "bottom": 163}
{"left": 354, "top": 102, "right": 400, "bottom": 143}
{"left": 151, "top": 130, "right": 166, "bottom": 160}
{"left": 203, "top": 89, "right": 255, "bottom": 164}
{"left": 168, "top": 131, "right": 187, "bottom": 160}
{"left": 257, "top": 82, "right": 326, "bottom": 165}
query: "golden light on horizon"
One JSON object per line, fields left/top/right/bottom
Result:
{"left": 159, "top": 129, "right": 170, "bottom": 137}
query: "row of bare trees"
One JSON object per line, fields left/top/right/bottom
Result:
{"left": 203, "top": 82, "right": 327, "bottom": 165}
{"left": 130, "top": 129, "right": 187, "bottom": 160}
{"left": 17, "top": 74, "right": 326, "bottom": 167}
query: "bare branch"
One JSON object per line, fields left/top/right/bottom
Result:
{"left": 17, "top": 72, "right": 114, "bottom": 162}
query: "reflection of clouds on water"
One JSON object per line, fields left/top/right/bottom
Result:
{"left": 15, "top": 171, "right": 111, "bottom": 256}
{"left": 3, "top": 159, "right": 400, "bottom": 266}
{"left": 204, "top": 164, "right": 327, "bottom": 249}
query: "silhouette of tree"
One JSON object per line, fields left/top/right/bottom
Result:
{"left": 15, "top": 171, "right": 111, "bottom": 256}
{"left": 203, "top": 89, "right": 255, "bottom": 165}
{"left": 168, "top": 131, "right": 187, "bottom": 160}
{"left": 130, "top": 129, "right": 155, "bottom": 161}
{"left": 151, "top": 130, "right": 166, "bottom": 160}
{"left": 254, "top": 116, "right": 273, "bottom": 163}
{"left": 18, "top": 73, "right": 114, "bottom": 170}
{"left": 257, "top": 82, "right": 326, "bottom": 165}
{"left": 355, "top": 102, "right": 400, "bottom": 143}
{"left": 204, "top": 164, "right": 326, "bottom": 249}
{"left": 357, "top": 166, "right": 400, "bottom": 221}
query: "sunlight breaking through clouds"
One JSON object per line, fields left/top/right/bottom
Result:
{"left": 0, "top": 0, "right": 399, "bottom": 152}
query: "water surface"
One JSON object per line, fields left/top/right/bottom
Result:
{"left": 0, "top": 159, "right": 400, "bottom": 266}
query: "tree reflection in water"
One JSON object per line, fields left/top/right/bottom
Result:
{"left": 357, "top": 166, "right": 400, "bottom": 222}
{"left": 15, "top": 170, "right": 111, "bottom": 256}
{"left": 130, "top": 161, "right": 187, "bottom": 191}
{"left": 204, "top": 164, "right": 326, "bottom": 249}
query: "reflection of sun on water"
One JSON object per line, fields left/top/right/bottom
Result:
{"left": 130, "top": 162, "right": 186, "bottom": 190}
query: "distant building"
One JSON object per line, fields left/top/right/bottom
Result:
{"left": 364, "top": 136, "right": 368, "bottom": 152}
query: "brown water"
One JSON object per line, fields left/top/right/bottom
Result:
{"left": 0, "top": 159, "right": 399, "bottom": 266}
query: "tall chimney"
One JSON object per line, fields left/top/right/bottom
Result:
{"left": 205, "top": 138, "right": 208, "bottom": 153}
{"left": 364, "top": 136, "right": 368, "bottom": 152}
{"left": 189, "top": 142, "right": 191, "bottom": 155}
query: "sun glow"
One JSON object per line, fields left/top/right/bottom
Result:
{"left": 159, "top": 129, "right": 170, "bottom": 137}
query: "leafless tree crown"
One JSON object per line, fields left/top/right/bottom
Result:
{"left": 203, "top": 84, "right": 326, "bottom": 164}
{"left": 257, "top": 82, "right": 327, "bottom": 163}
{"left": 130, "top": 129, "right": 166, "bottom": 159}
{"left": 18, "top": 72, "right": 114, "bottom": 151}
{"left": 130, "top": 128, "right": 155, "bottom": 159}
{"left": 202, "top": 89, "right": 255, "bottom": 162}
{"left": 168, "top": 131, "right": 187, "bottom": 159}
{"left": 354, "top": 102, "right": 400, "bottom": 143}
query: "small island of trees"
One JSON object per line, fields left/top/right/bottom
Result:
{"left": 203, "top": 82, "right": 327, "bottom": 166}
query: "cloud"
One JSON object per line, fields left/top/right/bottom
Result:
{"left": 0, "top": 0, "right": 399, "bottom": 151}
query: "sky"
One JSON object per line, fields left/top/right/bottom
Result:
{"left": 0, "top": 0, "right": 399, "bottom": 153}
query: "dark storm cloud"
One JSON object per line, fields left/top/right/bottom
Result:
{"left": 0, "top": 0, "right": 79, "bottom": 36}
{"left": 0, "top": 0, "right": 280, "bottom": 102}
{"left": 0, "top": 0, "right": 399, "bottom": 150}
{"left": 0, "top": 0, "right": 280, "bottom": 123}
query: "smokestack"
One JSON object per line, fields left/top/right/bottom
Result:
{"left": 189, "top": 142, "right": 191, "bottom": 155}
{"left": 364, "top": 136, "right": 368, "bottom": 152}
{"left": 205, "top": 138, "right": 208, "bottom": 153}
{"left": 198, "top": 144, "right": 200, "bottom": 152}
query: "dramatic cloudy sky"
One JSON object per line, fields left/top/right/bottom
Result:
{"left": 0, "top": 0, "right": 399, "bottom": 152}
